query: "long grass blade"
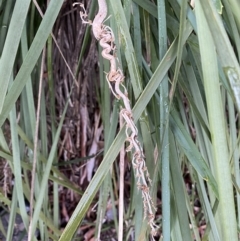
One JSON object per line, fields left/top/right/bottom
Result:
{"left": 0, "top": 0, "right": 64, "bottom": 127}
{"left": 0, "top": 0, "right": 31, "bottom": 112}
{"left": 200, "top": 0, "right": 240, "bottom": 111}
{"left": 195, "top": 0, "right": 238, "bottom": 239}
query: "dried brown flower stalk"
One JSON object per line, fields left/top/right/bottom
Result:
{"left": 75, "top": 0, "right": 158, "bottom": 236}
{"left": 3, "top": 161, "right": 11, "bottom": 196}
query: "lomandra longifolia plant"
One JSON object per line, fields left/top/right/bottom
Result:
{"left": 74, "top": 0, "right": 158, "bottom": 236}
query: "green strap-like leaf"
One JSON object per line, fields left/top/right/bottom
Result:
{"left": 0, "top": 0, "right": 31, "bottom": 113}
{"left": 0, "top": 0, "right": 64, "bottom": 128}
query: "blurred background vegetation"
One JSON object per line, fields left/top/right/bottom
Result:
{"left": 0, "top": 0, "right": 240, "bottom": 240}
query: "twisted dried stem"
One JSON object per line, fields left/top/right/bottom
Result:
{"left": 76, "top": 0, "right": 158, "bottom": 236}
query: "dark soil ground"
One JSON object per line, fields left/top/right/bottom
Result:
{"left": 0, "top": 212, "right": 28, "bottom": 241}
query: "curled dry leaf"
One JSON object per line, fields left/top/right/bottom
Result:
{"left": 75, "top": 0, "right": 158, "bottom": 236}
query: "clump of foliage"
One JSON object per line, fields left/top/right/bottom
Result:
{"left": 0, "top": 0, "right": 240, "bottom": 240}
